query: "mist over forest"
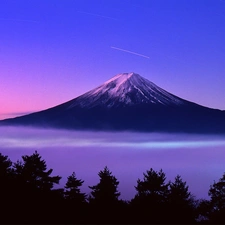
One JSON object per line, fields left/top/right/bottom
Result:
{"left": 1, "top": 126, "right": 225, "bottom": 202}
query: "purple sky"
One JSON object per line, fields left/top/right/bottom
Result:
{"left": 1, "top": 0, "right": 225, "bottom": 119}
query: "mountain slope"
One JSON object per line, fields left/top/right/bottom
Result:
{"left": 1, "top": 72, "right": 225, "bottom": 134}
{"left": 68, "top": 72, "right": 187, "bottom": 109}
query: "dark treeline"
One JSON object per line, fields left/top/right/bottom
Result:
{"left": 1, "top": 151, "right": 225, "bottom": 224}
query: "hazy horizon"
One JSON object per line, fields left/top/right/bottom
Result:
{"left": 1, "top": 126, "right": 225, "bottom": 200}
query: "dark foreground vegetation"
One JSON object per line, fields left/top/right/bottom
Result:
{"left": 1, "top": 151, "right": 225, "bottom": 224}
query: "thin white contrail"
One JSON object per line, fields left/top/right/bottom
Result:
{"left": 111, "top": 46, "right": 150, "bottom": 59}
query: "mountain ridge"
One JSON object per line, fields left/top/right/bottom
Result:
{"left": 1, "top": 72, "right": 225, "bottom": 134}
{"left": 65, "top": 72, "right": 205, "bottom": 109}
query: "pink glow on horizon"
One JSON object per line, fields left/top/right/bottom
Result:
{"left": 1, "top": 0, "right": 225, "bottom": 118}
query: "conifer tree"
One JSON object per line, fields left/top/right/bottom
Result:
{"left": 88, "top": 166, "right": 121, "bottom": 223}
{"left": 0, "top": 153, "right": 15, "bottom": 222}
{"left": 208, "top": 172, "right": 225, "bottom": 223}
{"left": 0, "top": 153, "right": 13, "bottom": 177}
{"left": 89, "top": 166, "right": 120, "bottom": 205}
{"left": 64, "top": 172, "right": 86, "bottom": 203}
{"left": 167, "top": 175, "right": 196, "bottom": 223}
{"left": 13, "top": 151, "right": 62, "bottom": 223}
{"left": 0, "top": 153, "right": 14, "bottom": 202}
{"left": 63, "top": 172, "right": 87, "bottom": 223}
{"left": 169, "top": 175, "right": 193, "bottom": 203}
{"left": 209, "top": 172, "right": 225, "bottom": 211}
{"left": 131, "top": 168, "right": 169, "bottom": 223}
{"left": 14, "top": 150, "right": 61, "bottom": 191}
{"left": 134, "top": 168, "right": 169, "bottom": 202}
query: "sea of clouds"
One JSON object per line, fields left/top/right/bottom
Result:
{"left": 0, "top": 125, "right": 225, "bottom": 200}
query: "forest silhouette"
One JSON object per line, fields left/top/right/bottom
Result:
{"left": 1, "top": 150, "right": 225, "bottom": 224}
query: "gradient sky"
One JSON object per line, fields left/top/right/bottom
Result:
{"left": 1, "top": 0, "right": 225, "bottom": 119}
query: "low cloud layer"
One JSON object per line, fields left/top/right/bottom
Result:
{"left": 1, "top": 126, "right": 225, "bottom": 149}
{"left": 0, "top": 126, "right": 225, "bottom": 200}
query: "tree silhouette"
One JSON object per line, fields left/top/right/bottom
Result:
{"left": 167, "top": 175, "right": 196, "bottom": 223}
{"left": 88, "top": 166, "right": 120, "bottom": 223}
{"left": 208, "top": 172, "right": 225, "bottom": 223}
{"left": 0, "top": 152, "right": 14, "bottom": 192}
{"left": 63, "top": 172, "right": 87, "bottom": 223}
{"left": 64, "top": 171, "right": 86, "bottom": 203}
{"left": 14, "top": 150, "right": 61, "bottom": 191}
{"left": 3, "top": 151, "right": 225, "bottom": 223}
{"left": 195, "top": 199, "right": 211, "bottom": 223}
{"left": 169, "top": 175, "right": 191, "bottom": 202}
{"left": 134, "top": 168, "right": 169, "bottom": 202}
{"left": 0, "top": 152, "right": 13, "bottom": 176}
{"left": 209, "top": 173, "right": 225, "bottom": 211}
{"left": 13, "top": 151, "right": 62, "bottom": 223}
{"left": 0, "top": 153, "right": 15, "bottom": 222}
{"left": 89, "top": 166, "right": 120, "bottom": 204}
{"left": 131, "top": 168, "right": 169, "bottom": 223}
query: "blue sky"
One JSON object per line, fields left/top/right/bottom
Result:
{"left": 1, "top": 0, "right": 225, "bottom": 119}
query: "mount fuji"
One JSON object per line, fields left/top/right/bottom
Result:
{"left": 1, "top": 72, "right": 225, "bottom": 133}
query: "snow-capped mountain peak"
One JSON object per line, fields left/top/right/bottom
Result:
{"left": 103, "top": 72, "right": 136, "bottom": 85}
{"left": 68, "top": 72, "right": 187, "bottom": 109}
{"left": 2, "top": 72, "right": 225, "bottom": 134}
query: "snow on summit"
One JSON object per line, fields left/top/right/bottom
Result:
{"left": 103, "top": 72, "right": 134, "bottom": 86}
{"left": 2, "top": 72, "right": 225, "bottom": 134}
{"left": 68, "top": 72, "right": 187, "bottom": 109}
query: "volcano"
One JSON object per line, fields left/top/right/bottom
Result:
{"left": 1, "top": 72, "right": 225, "bottom": 134}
